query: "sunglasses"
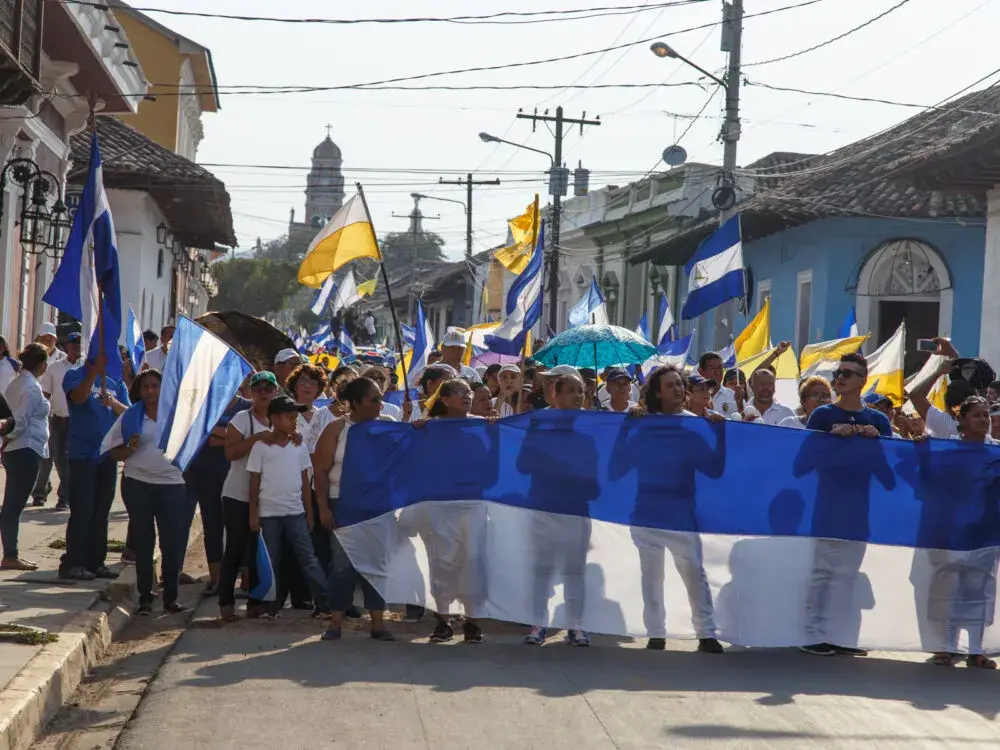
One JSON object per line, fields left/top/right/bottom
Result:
{"left": 833, "top": 368, "right": 865, "bottom": 380}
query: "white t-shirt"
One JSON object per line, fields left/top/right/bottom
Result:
{"left": 246, "top": 440, "right": 311, "bottom": 517}
{"left": 606, "top": 400, "right": 638, "bottom": 413}
{"left": 298, "top": 407, "right": 334, "bottom": 454}
{"left": 221, "top": 409, "right": 270, "bottom": 502}
{"left": 380, "top": 401, "right": 402, "bottom": 421}
{"left": 779, "top": 414, "right": 807, "bottom": 430}
{"left": 755, "top": 401, "right": 797, "bottom": 427}
{"left": 925, "top": 405, "right": 958, "bottom": 439}
{"left": 116, "top": 414, "right": 185, "bottom": 484}
{"left": 144, "top": 347, "right": 168, "bottom": 372}
{"left": 41, "top": 356, "right": 83, "bottom": 418}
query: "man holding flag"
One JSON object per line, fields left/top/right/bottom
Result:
{"left": 43, "top": 128, "right": 131, "bottom": 582}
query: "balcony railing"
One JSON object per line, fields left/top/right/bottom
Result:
{"left": 0, "top": 0, "right": 42, "bottom": 105}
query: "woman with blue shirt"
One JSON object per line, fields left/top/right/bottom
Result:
{"left": 0, "top": 343, "right": 49, "bottom": 571}
{"left": 104, "top": 370, "right": 186, "bottom": 616}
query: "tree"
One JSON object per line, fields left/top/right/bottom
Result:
{"left": 379, "top": 230, "right": 446, "bottom": 271}
{"left": 212, "top": 257, "right": 299, "bottom": 317}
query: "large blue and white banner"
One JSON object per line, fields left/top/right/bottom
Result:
{"left": 336, "top": 412, "right": 1000, "bottom": 653}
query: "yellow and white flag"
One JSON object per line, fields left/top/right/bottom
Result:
{"left": 494, "top": 198, "right": 539, "bottom": 275}
{"left": 298, "top": 192, "right": 382, "bottom": 288}
{"left": 864, "top": 323, "right": 905, "bottom": 405}
{"left": 799, "top": 334, "right": 870, "bottom": 381}
{"left": 738, "top": 346, "right": 799, "bottom": 380}
{"left": 735, "top": 298, "right": 771, "bottom": 362}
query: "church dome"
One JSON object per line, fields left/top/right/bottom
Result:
{"left": 313, "top": 134, "right": 341, "bottom": 161}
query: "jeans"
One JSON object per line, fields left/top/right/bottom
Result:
{"left": 63, "top": 458, "right": 117, "bottom": 572}
{"left": 0, "top": 448, "right": 41, "bottom": 559}
{"left": 121, "top": 478, "right": 184, "bottom": 606}
{"left": 329, "top": 532, "right": 384, "bottom": 612}
{"left": 32, "top": 416, "right": 68, "bottom": 503}
{"left": 260, "top": 514, "right": 329, "bottom": 612}
{"left": 186, "top": 473, "right": 225, "bottom": 565}
{"left": 176, "top": 486, "right": 198, "bottom": 568}
{"left": 217, "top": 497, "right": 261, "bottom": 609}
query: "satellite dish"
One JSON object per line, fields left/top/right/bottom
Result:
{"left": 662, "top": 145, "right": 688, "bottom": 167}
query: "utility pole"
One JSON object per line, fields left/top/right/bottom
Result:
{"left": 436, "top": 174, "right": 501, "bottom": 261}
{"left": 516, "top": 106, "right": 600, "bottom": 333}
{"left": 392, "top": 193, "right": 439, "bottom": 322}
{"left": 719, "top": 0, "right": 743, "bottom": 224}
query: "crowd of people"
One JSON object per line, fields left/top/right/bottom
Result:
{"left": 0, "top": 321, "right": 997, "bottom": 669}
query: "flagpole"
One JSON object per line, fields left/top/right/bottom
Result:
{"left": 87, "top": 96, "right": 107, "bottom": 395}
{"left": 356, "top": 182, "right": 409, "bottom": 393}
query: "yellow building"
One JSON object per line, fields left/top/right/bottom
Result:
{"left": 109, "top": 1, "right": 220, "bottom": 160}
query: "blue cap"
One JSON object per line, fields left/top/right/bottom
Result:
{"left": 66, "top": 332, "right": 81, "bottom": 342}
{"left": 688, "top": 374, "right": 717, "bottom": 388}
{"left": 863, "top": 392, "right": 891, "bottom": 407}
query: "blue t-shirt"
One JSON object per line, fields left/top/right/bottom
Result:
{"left": 805, "top": 403, "right": 892, "bottom": 437}
{"left": 63, "top": 367, "right": 130, "bottom": 461}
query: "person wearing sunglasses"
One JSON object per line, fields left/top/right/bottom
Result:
{"left": 805, "top": 353, "right": 892, "bottom": 438}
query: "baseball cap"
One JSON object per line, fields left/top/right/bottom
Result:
{"left": 499, "top": 364, "right": 520, "bottom": 375}
{"left": 441, "top": 328, "right": 467, "bottom": 349}
{"left": 250, "top": 371, "right": 278, "bottom": 388}
{"left": 579, "top": 368, "right": 598, "bottom": 382}
{"left": 275, "top": 348, "right": 303, "bottom": 365}
{"left": 688, "top": 374, "right": 717, "bottom": 388}
{"left": 37, "top": 322, "right": 56, "bottom": 338}
{"left": 66, "top": 332, "right": 81, "bottom": 343}
{"left": 863, "top": 392, "right": 892, "bottom": 408}
{"left": 604, "top": 367, "right": 631, "bottom": 382}
{"left": 543, "top": 365, "right": 580, "bottom": 378}
{"left": 267, "top": 395, "right": 308, "bottom": 415}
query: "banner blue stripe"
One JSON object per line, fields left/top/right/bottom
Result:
{"left": 337, "top": 411, "right": 1000, "bottom": 552}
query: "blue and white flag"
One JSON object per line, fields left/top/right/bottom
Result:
{"left": 331, "top": 269, "right": 361, "bottom": 314}
{"left": 718, "top": 339, "right": 737, "bottom": 369}
{"left": 334, "top": 328, "right": 356, "bottom": 358}
{"left": 400, "top": 323, "right": 416, "bottom": 347}
{"left": 408, "top": 300, "right": 434, "bottom": 378}
{"left": 568, "top": 277, "right": 608, "bottom": 328}
{"left": 293, "top": 332, "right": 306, "bottom": 352}
{"left": 310, "top": 273, "right": 337, "bottom": 316}
{"left": 155, "top": 316, "right": 254, "bottom": 471}
{"left": 126, "top": 305, "right": 144, "bottom": 375}
{"left": 311, "top": 322, "right": 331, "bottom": 342}
{"left": 838, "top": 306, "right": 860, "bottom": 339}
{"left": 250, "top": 535, "right": 277, "bottom": 602}
{"left": 642, "top": 330, "right": 695, "bottom": 374}
{"left": 656, "top": 293, "right": 675, "bottom": 351}
{"left": 486, "top": 221, "right": 544, "bottom": 355}
{"left": 43, "top": 131, "right": 123, "bottom": 379}
{"left": 334, "top": 412, "right": 1000, "bottom": 652}
{"left": 681, "top": 214, "right": 745, "bottom": 320}
{"left": 634, "top": 312, "right": 650, "bottom": 343}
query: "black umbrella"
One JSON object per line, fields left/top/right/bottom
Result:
{"left": 195, "top": 311, "right": 295, "bottom": 372}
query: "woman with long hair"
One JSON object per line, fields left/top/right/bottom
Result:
{"left": 313, "top": 377, "right": 393, "bottom": 641}
{"left": 0, "top": 343, "right": 49, "bottom": 570}
{"left": 105, "top": 370, "right": 186, "bottom": 615}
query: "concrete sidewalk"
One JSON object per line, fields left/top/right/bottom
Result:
{"left": 0, "top": 467, "right": 192, "bottom": 750}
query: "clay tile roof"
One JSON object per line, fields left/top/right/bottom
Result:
{"left": 69, "top": 116, "right": 236, "bottom": 248}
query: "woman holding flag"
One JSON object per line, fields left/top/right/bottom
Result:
{"left": 103, "top": 370, "right": 185, "bottom": 616}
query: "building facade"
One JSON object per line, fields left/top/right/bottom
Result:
{"left": 287, "top": 131, "right": 346, "bottom": 257}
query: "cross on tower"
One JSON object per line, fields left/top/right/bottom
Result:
{"left": 325, "top": 123, "right": 332, "bottom": 138}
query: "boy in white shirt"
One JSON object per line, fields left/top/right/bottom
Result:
{"left": 248, "top": 395, "right": 331, "bottom": 616}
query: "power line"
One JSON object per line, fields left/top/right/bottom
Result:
{"left": 744, "top": 0, "right": 916, "bottom": 67}
{"left": 54, "top": 0, "right": 708, "bottom": 26}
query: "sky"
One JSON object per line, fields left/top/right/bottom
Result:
{"left": 126, "top": 0, "right": 1000, "bottom": 260}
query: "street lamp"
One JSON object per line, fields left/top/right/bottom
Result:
{"left": 649, "top": 41, "right": 725, "bottom": 88}
{"left": 478, "top": 132, "right": 554, "bottom": 165}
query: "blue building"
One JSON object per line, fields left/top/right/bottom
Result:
{"left": 634, "top": 86, "right": 996, "bottom": 374}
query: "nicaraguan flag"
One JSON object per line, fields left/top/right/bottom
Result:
{"left": 310, "top": 273, "right": 337, "bottom": 316}
{"left": 250, "top": 535, "right": 277, "bottom": 602}
{"left": 642, "top": 330, "right": 695, "bottom": 373}
{"left": 838, "top": 306, "right": 860, "bottom": 339}
{"left": 335, "top": 328, "right": 356, "bottom": 358}
{"left": 43, "top": 131, "right": 123, "bottom": 379}
{"left": 568, "top": 277, "right": 608, "bottom": 328}
{"left": 399, "top": 323, "right": 416, "bottom": 347}
{"left": 486, "top": 221, "right": 544, "bottom": 354}
{"left": 656, "top": 293, "right": 675, "bottom": 352}
{"left": 681, "top": 214, "right": 745, "bottom": 320}
{"left": 311, "top": 322, "right": 331, "bottom": 343}
{"left": 155, "top": 316, "right": 254, "bottom": 471}
{"left": 717, "top": 340, "right": 737, "bottom": 369}
{"left": 408, "top": 300, "right": 434, "bottom": 379}
{"left": 634, "top": 312, "right": 650, "bottom": 343}
{"left": 126, "top": 305, "right": 144, "bottom": 375}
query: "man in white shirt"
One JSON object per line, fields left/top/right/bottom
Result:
{"left": 143, "top": 324, "right": 174, "bottom": 372}
{"left": 908, "top": 337, "right": 969, "bottom": 439}
{"left": 438, "top": 328, "right": 482, "bottom": 383}
{"left": 744, "top": 367, "right": 796, "bottom": 426}
{"left": 35, "top": 322, "right": 65, "bottom": 365}
{"left": 31, "top": 333, "right": 83, "bottom": 509}
{"left": 603, "top": 368, "right": 637, "bottom": 413}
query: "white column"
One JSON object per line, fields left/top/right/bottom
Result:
{"left": 980, "top": 187, "right": 1000, "bottom": 364}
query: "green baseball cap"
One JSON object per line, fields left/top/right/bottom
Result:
{"left": 250, "top": 371, "right": 278, "bottom": 388}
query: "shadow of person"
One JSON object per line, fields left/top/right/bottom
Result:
{"left": 792, "top": 432, "right": 893, "bottom": 648}
{"left": 897, "top": 440, "right": 1000, "bottom": 654}
{"left": 607, "top": 415, "right": 725, "bottom": 641}
{"left": 515, "top": 410, "right": 600, "bottom": 632}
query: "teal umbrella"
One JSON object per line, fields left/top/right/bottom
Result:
{"left": 533, "top": 324, "right": 657, "bottom": 369}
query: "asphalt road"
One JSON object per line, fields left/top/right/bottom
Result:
{"left": 107, "top": 600, "right": 1000, "bottom": 750}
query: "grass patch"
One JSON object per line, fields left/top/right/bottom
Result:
{"left": 49, "top": 539, "right": 126, "bottom": 552}
{"left": 0, "top": 624, "right": 58, "bottom": 645}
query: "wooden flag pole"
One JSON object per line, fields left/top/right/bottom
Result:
{"left": 356, "top": 182, "right": 410, "bottom": 394}
{"left": 87, "top": 94, "right": 107, "bottom": 395}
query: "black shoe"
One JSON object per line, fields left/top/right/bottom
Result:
{"left": 463, "top": 620, "right": 485, "bottom": 644}
{"left": 291, "top": 600, "right": 315, "bottom": 610}
{"left": 698, "top": 638, "right": 725, "bottom": 654}
{"left": 163, "top": 602, "right": 187, "bottom": 614}
{"left": 430, "top": 620, "right": 454, "bottom": 643}
{"left": 403, "top": 605, "right": 425, "bottom": 622}
{"left": 799, "top": 642, "right": 835, "bottom": 655}
{"left": 646, "top": 638, "right": 666, "bottom": 650}
{"left": 137, "top": 603, "right": 153, "bottom": 616}
{"left": 31, "top": 497, "right": 45, "bottom": 507}
{"left": 54, "top": 501, "right": 69, "bottom": 511}
{"left": 311, "top": 608, "right": 333, "bottom": 619}
{"left": 92, "top": 566, "right": 119, "bottom": 580}
{"left": 831, "top": 645, "right": 868, "bottom": 656}
{"left": 62, "top": 566, "right": 96, "bottom": 581}
{"left": 345, "top": 605, "right": 363, "bottom": 619}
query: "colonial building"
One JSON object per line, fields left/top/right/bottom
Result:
{"left": 287, "top": 129, "right": 346, "bottom": 257}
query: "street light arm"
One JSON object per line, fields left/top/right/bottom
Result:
{"left": 650, "top": 41, "right": 725, "bottom": 88}
{"left": 417, "top": 191, "right": 468, "bottom": 214}
{"left": 478, "top": 133, "right": 554, "bottom": 165}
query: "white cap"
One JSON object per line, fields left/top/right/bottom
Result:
{"left": 275, "top": 348, "right": 303, "bottom": 364}
{"left": 37, "top": 322, "right": 57, "bottom": 338}
{"left": 543, "top": 364, "right": 580, "bottom": 378}
{"left": 441, "top": 328, "right": 467, "bottom": 348}
{"left": 499, "top": 364, "right": 520, "bottom": 375}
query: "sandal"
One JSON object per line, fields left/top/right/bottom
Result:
{"left": 966, "top": 654, "right": 997, "bottom": 670}
{"left": 0, "top": 558, "right": 38, "bottom": 571}
{"left": 932, "top": 652, "right": 956, "bottom": 667}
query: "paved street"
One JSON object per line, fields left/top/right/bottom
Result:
{"left": 73, "top": 600, "right": 998, "bottom": 750}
